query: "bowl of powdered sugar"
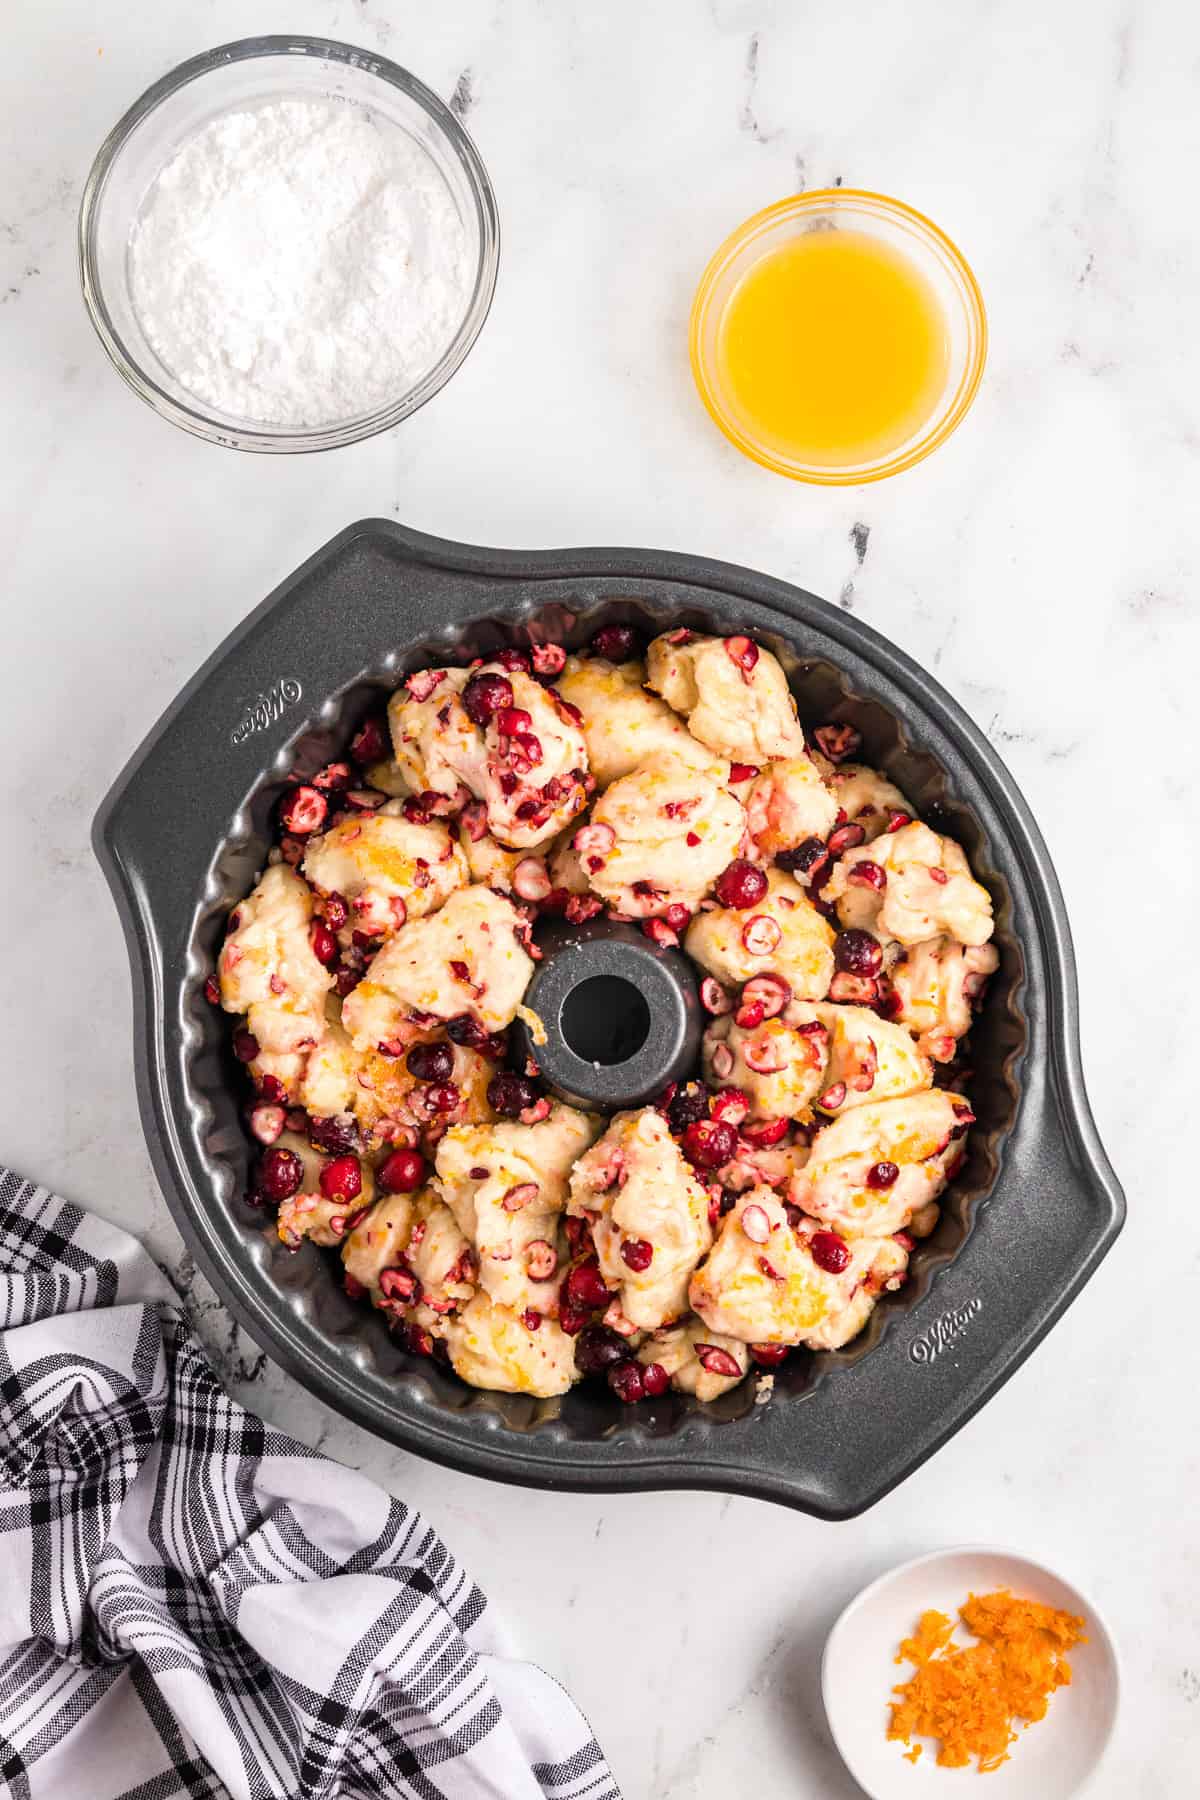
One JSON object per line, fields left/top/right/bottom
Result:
{"left": 79, "top": 37, "right": 499, "bottom": 450}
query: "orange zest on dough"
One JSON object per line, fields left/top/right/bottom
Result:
{"left": 887, "top": 1588, "right": 1087, "bottom": 1773}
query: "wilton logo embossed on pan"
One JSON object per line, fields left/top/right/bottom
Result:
{"left": 910, "top": 1297, "right": 982, "bottom": 1364}
{"left": 231, "top": 679, "right": 302, "bottom": 744}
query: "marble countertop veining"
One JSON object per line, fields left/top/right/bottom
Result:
{"left": 3, "top": 2, "right": 1198, "bottom": 1795}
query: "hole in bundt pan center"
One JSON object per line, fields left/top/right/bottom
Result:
{"left": 560, "top": 974, "right": 651, "bottom": 1066}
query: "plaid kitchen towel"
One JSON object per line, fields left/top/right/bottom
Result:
{"left": 0, "top": 1168, "right": 620, "bottom": 1800}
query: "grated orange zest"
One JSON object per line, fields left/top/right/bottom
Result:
{"left": 887, "top": 1587, "right": 1087, "bottom": 1773}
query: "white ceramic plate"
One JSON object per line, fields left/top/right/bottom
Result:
{"left": 821, "top": 1546, "right": 1119, "bottom": 1798}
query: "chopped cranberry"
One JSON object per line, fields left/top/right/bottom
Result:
{"left": 828, "top": 822, "right": 867, "bottom": 855}
{"left": 694, "top": 1344, "right": 742, "bottom": 1378}
{"left": 749, "top": 1342, "right": 790, "bottom": 1367}
{"left": 349, "top": 716, "right": 388, "bottom": 765}
{"left": 487, "top": 1072, "right": 537, "bottom": 1117}
{"left": 531, "top": 643, "right": 566, "bottom": 676}
{"left": 775, "top": 837, "right": 831, "bottom": 883}
{"left": 494, "top": 647, "right": 532, "bottom": 672}
{"left": 495, "top": 705, "right": 533, "bottom": 738}
{"left": 258, "top": 1147, "right": 303, "bottom": 1203}
{"left": 734, "top": 999, "right": 765, "bottom": 1030}
{"left": 686, "top": 831, "right": 701, "bottom": 847}
{"left": 867, "top": 1160, "right": 900, "bottom": 1190}
{"left": 523, "top": 1308, "right": 542, "bottom": 1330}
{"left": 449, "top": 959, "right": 471, "bottom": 983}
{"left": 573, "top": 820, "right": 616, "bottom": 855}
{"left": 402, "top": 795, "right": 432, "bottom": 824}
{"left": 729, "top": 762, "right": 759, "bottom": 784}
{"left": 813, "top": 723, "right": 862, "bottom": 764}
{"left": 557, "top": 1299, "right": 593, "bottom": 1337}
{"left": 740, "top": 1204, "right": 771, "bottom": 1244}
{"left": 847, "top": 860, "right": 887, "bottom": 892}
{"left": 403, "top": 1323, "right": 437, "bottom": 1357}
{"left": 667, "top": 1083, "right": 709, "bottom": 1134}
{"left": 664, "top": 903, "right": 692, "bottom": 932}
{"left": 525, "top": 1239, "right": 558, "bottom": 1281}
{"left": 886, "top": 809, "right": 912, "bottom": 833}
{"left": 565, "top": 1259, "right": 611, "bottom": 1310}
{"left": 319, "top": 1154, "right": 362, "bottom": 1201}
{"left": 620, "top": 1237, "right": 654, "bottom": 1272}
{"left": 834, "top": 929, "right": 883, "bottom": 976}
{"left": 710, "top": 1089, "right": 749, "bottom": 1126}
{"left": 740, "top": 1116, "right": 791, "bottom": 1147}
{"left": 248, "top": 1103, "right": 285, "bottom": 1145}
{"left": 309, "top": 1108, "right": 361, "bottom": 1152}
{"left": 379, "top": 1147, "right": 427, "bottom": 1193}
{"left": 460, "top": 799, "right": 489, "bottom": 843}
{"left": 715, "top": 859, "right": 768, "bottom": 909}
{"left": 607, "top": 1360, "right": 646, "bottom": 1403}
{"left": 423, "top": 1083, "right": 460, "bottom": 1115}
{"left": 819, "top": 1082, "right": 847, "bottom": 1110}
{"left": 462, "top": 672, "right": 514, "bottom": 727}
{"left": 700, "top": 977, "right": 734, "bottom": 1016}
{"left": 335, "top": 968, "right": 362, "bottom": 998}
{"left": 233, "top": 1028, "right": 260, "bottom": 1063}
{"left": 590, "top": 623, "right": 639, "bottom": 661}
{"left": 310, "top": 922, "right": 338, "bottom": 966}
{"left": 565, "top": 894, "right": 603, "bottom": 924}
{"left": 640, "top": 1361, "right": 670, "bottom": 1397}
{"left": 810, "top": 1230, "right": 851, "bottom": 1274}
{"left": 513, "top": 857, "right": 552, "bottom": 902}
{"left": 259, "top": 1075, "right": 287, "bottom": 1105}
{"left": 682, "top": 1118, "right": 738, "bottom": 1171}
{"left": 378, "top": 1266, "right": 418, "bottom": 1303}
{"left": 345, "top": 788, "right": 386, "bottom": 813}
{"left": 724, "top": 635, "right": 760, "bottom": 675}
{"left": 344, "top": 1272, "right": 367, "bottom": 1301}
{"left": 204, "top": 974, "right": 221, "bottom": 1005}
{"left": 642, "top": 918, "right": 679, "bottom": 949}
{"left": 313, "top": 761, "right": 352, "bottom": 791}
{"left": 322, "top": 893, "right": 349, "bottom": 930}
{"left": 406, "top": 1041, "right": 454, "bottom": 1083}
{"left": 741, "top": 914, "right": 782, "bottom": 956}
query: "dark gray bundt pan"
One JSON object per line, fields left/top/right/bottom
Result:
{"left": 94, "top": 520, "right": 1124, "bottom": 1519}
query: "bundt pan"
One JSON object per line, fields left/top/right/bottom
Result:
{"left": 94, "top": 520, "right": 1124, "bottom": 1519}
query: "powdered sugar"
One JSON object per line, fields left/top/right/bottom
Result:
{"left": 128, "top": 97, "right": 472, "bottom": 428}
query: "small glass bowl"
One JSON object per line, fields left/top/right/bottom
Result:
{"left": 689, "top": 189, "right": 986, "bottom": 485}
{"left": 78, "top": 37, "right": 500, "bottom": 453}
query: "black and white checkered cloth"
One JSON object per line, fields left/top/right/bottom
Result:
{"left": 0, "top": 1169, "right": 620, "bottom": 1800}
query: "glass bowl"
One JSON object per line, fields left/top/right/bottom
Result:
{"left": 689, "top": 189, "right": 986, "bottom": 485}
{"left": 78, "top": 37, "right": 500, "bottom": 453}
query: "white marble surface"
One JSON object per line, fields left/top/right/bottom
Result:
{"left": 3, "top": 2, "right": 1198, "bottom": 1794}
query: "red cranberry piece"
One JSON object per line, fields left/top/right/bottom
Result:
{"left": 640, "top": 1361, "right": 670, "bottom": 1397}
{"left": 258, "top": 1147, "right": 303, "bottom": 1202}
{"left": 279, "top": 785, "right": 328, "bottom": 837}
{"left": 248, "top": 1103, "right": 285, "bottom": 1145}
{"left": 749, "top": 1343, "right": 790, "bottom": 1367}
{"left": 776, "top": 838, "right": 831, "bottom": 883}
{"left": 813, "top": 723, "right": 862, "bottom": 764}
{"left": 449, "top": 959, "right": 471, "bottom": 983}
{"left": 349, "top": 716, "right": 388, "bottom": 765}
{"left": 818, "top": 1081, "right": 847, "bottom": 1110}
{"left": 285, "top": 1107, "right": 308, "bottom": 1133}
{"left": 741, "top": 914, "right": 782, "bottom": 956}
{"left": 494, "top": 647, "right": 532, "bottom": 673}
{"left": 846, "top": 860, "right": 887, "bottom": 892}
{"left": 620, "top": 1237, "right": 654, "bottom": 1272}
{"left": 513, "top": 857, "right": 552, "bottom": 902}
{"left": 828, "top": 822, "right": 867, "bottom": 855}
{"left": 740, "top": 1203, "right": 771, "bottom": 1243}
{"left": 833, "top": 929, "right": 883, "bottom": 976}
{"left": 681, "top": 1118, "right": 738, "bottom": 1171}
{"left": 729, "top": 762, "right": 759, "bottom": 784}
{"left": 565, "top": 1259, "right": 611, "bottom": 1310}
{"left": 313, "top": 761, "right": 352, "bottom": 791}
{"left": 642, "top": 918, "right": 679, "bottom": 949}
{"left": 663, "top": 903, "right": 692, "bottom": 933}
{"left": 344, "top": 1272, "right": 367, "bottom": 1301}
{"left": 335, "top": 968, "right": 361, "bottom": 998}
{"left": 590, "top": 623, "right": 640, "bottom": 661}
{"left": 462, "top": 672, "right": 514, "bottom": 726}
{"left": 378, "top": 1147, "right": 427, "bottom": 1193}
{"left": 525, "top": 1239, "right": 558, "bottom": 1281}
{"left": 710, "top": 1088, "right": 749, "bottom": 1126}
{"left": 810, "top": 1230, "right": 851, "bottom": 1274}
{"left": 259, "top": 1075, "right": 287, "bottom": 1104}
{"left": 724, "top": 635, "right": 760, "bottom": 675}
{"left": 715, "top": 858, "right": 769, "bottom": 909}
{"left": 322, "top": 893, "right": 349, "bottom": 931}
{"left": 308, "top": 1113, "right": 360, "bottom": 1155}
{"left": 378, "top": 1266, "right": 418, "bottom": 1303}
{"left": 406, "top": 1041, "right": 455, "bottom": 1083}
{"left": 557, "top": 1299, "right": 592, "bottom": 1337}
{"left": 310, "top": 922, "right": 338, "bottom": 966}
{"left": 423, "top": 1083, "right": 460, "bottom": 1115}
{"left": 700, "top": 977, "right": 734, "bottom": 1016}
{"left": 734, "top": 999, "right": 765, "bottom": 1031}
{"left": 607, "top": 1360, "right": 646, "bottom": 1404}
{"left": 531, "top": 643, "right": 566, "bottom": 676}
{"left": 494, "top": 705, "right": 532, "bottom": 738}
{"left": 867, "top": 1160, "right": 900, "bottom": 1189}
{"left": 741, "top": 1116, "right": 790, "bottom": 1148}
{"left": 667, "top": 1083, "right": 709, "bottom": 1134}
{"left": 204, "top": 974, "right": 221, "bottom": 1005}
{"left": 523, "top": 1308, "right": 542, "bottom": 1330}
{"left": 694, "top": 1344, "right": 742, "bottom": 1378}
{"left": 403, "top": 1323, "right": 436, "bottom": 1357}
{"left": 279, "top": 834, "right": 305, "bottom": 866}
{"left": 487, "top": 1072, "right": 537, "bottom": 1117}
{"left": 886, "top": 810, "right": 912, "bottom": 833}
{"left": 319, "top": 1154, "right": 361, "bottom": 1201}
{"left": 233, "top": 1028, "right": 260, "bottom": 1063}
